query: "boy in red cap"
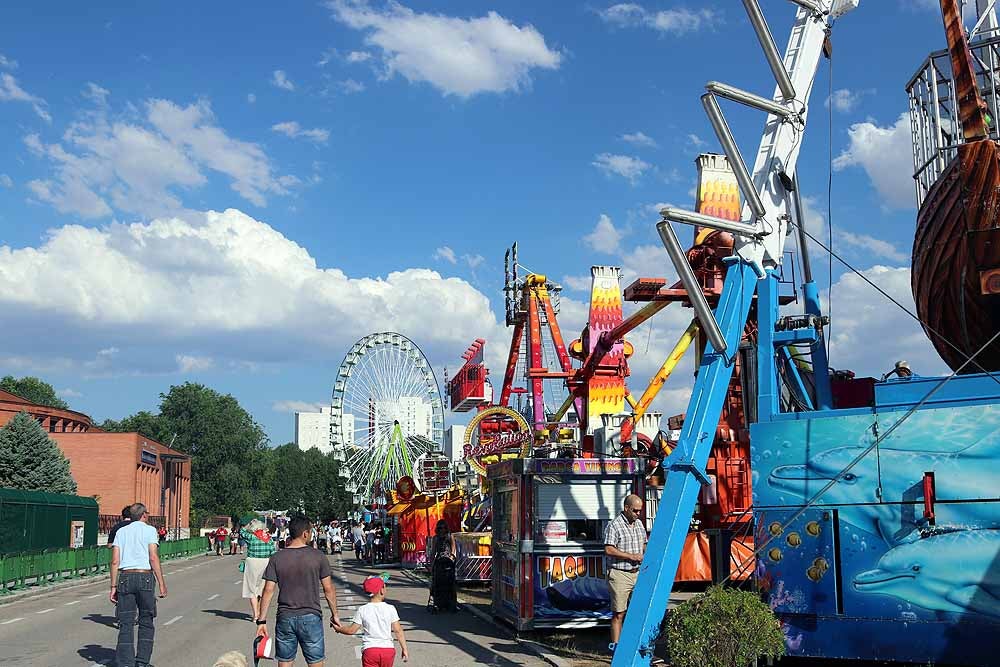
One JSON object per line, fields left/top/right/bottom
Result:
{"left": 334, "top": 575, "right": 409, "bottom": 666}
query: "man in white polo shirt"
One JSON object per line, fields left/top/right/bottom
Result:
{"left": 111, "top": 503, "right": 168, "bottom": 667}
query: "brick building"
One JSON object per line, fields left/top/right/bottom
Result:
{"left": 0, "top": 390, "right": 190, "bottom": 535}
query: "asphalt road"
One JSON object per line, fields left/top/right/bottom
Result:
{"left": 0, "top": 551, "right": 547, "bottom": 667}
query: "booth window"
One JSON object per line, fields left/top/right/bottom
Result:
{"left": 566, "top": 519, "right": 603, "bottom": 542}
{"left": 494, "top": 490, "right": 517, "bottom": 543}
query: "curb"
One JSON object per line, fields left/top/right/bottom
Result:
{"left": 0, "top": 550, "right": 212, "bottom": 608}
{"left": 398, "top": 568, "right": 573, "bottom": 667}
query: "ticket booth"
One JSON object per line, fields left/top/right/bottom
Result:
{"left": 488, "top": 458, "right": 643, "bottom": 630}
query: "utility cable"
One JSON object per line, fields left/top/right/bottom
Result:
{"left": 721, "top": 324, "right": 1000, "bottom": 584}
{"left": 826, "top": 25, "right": 835, "bottom": 361}
{"left": 790, "top": 220, "right": 1000, "bottom": 387}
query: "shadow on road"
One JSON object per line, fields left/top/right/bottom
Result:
{"left": 202, "top": 609, "right": 253, "bottom": 621}
{"left": 82, "top": 613, "right": 117, "bottom": 628}
{"left": 78, "top": 644, "right": 115, "bottom": 664}
{"left": 335, "top": 559, "right": 531, "bottom": 667}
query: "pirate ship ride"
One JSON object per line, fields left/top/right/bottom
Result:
{"left": 910, "top": 0, "right": 1000, "bottom": 372}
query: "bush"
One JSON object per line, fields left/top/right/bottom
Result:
{"left": 666, "top": 585, "right": 786, "bottom": 667}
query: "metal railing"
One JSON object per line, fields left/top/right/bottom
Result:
{"left": 907, "top": 31, "right": 1000, "bottom": 205}
{"left": 0, "top": 536, "right": 209, "bottom": 595}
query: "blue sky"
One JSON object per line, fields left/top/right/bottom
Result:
{"left": 0, "top": 1, "right": 963, "bottom": 444}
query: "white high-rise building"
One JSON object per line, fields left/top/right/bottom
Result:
{"left": 444, "top": 424, "right": 467, "bottom": 463}
{"left": 295, "top": 407, "right": 332, "bottom": 454}
{"left": 374, "top": 396, "right": 433, "bottom": 439}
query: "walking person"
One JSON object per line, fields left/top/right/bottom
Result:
{"left": 604, "top": 494, "right": 646, "bottom": 654}
{"left": 256, "top": 516, "right": 342, "bottom": 667}
{"left": 334, "top": 575, "right": 409, "bottom": 666}
{"left": 107, "top": 505, "right": 132, "bottom": 547}
{"left": 241, "top": 518, "right": 277, "bottom": 623}
{"left": 110, "top": 503, "right": 168, "bottom": 667}
{"left": 352, "top": 523, "right": 365, "bottom": 561}
{"left": 426, "top": 520, "right": 457, "bottom": 612}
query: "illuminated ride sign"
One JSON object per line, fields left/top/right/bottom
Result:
{"left": 463, "top": 406, "right": 532, "bottom": 476}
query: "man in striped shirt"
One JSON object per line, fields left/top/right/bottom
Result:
{"left": 604, "top": 494, "right": 646, "bottom": 652}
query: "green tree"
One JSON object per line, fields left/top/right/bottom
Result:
{"left": 99, "top": 411, "right": 170, "bottom": 442}
{"left": 262, "top": 444, "right": 348, "bottom": 520}
{"left": 0, "top": 411, "right": 78, "bottom": 494}
{"left": 666, "top": 585, "right": 786, "bottom": 667}
{"left": 0, "top": 376, "right": 69, "bottom": 410}
{"left": 155, "top": 383, "right": 270, "bottom": 525}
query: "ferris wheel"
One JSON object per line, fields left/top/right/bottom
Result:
{"left": 330, "top": 332, "right": 445, "bottom": 504}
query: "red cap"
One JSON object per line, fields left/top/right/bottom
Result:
{"left": 363, "top": 576, "right": 386, "bottom": 595}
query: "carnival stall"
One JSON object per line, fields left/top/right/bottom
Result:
{"left": 488, "top": 457, "right": 644, "bottom": 631}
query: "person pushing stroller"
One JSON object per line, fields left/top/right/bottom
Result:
{"left": 425, "top": 520, "right": 457, "bottom": 613}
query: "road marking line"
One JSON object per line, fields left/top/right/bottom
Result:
{"left": 1, "top": 617, "right": 23, "bottom": 625}
{"left": 207, "top": 594, "right": 220, "bottom": 600}
{"left": 36, "top": 608, "right": 55, "bottom": 614}
{"left": 354, "top": 646, "right": 363, "bottom": 659}
{"left": 86, "top": 594, "right": 101, "bottom": 599}
{"left": 65, "top": 600, "right": 81, "bottom": 606}
{"left": 234, "top": 580, "right": 241, "bottom": 585}
{"left": 164, "top": 615, "right": 183, "bottom": 626}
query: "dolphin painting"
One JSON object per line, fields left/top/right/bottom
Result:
{"left": 767, "top": 436, "right": 1000, "bottom": 544}
{"left": 853, "top": 530, "right": 1000, "bottom": 618}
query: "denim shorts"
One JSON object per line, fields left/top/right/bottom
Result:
{"left": 275, "top": 613, "right": 325, "bottom": 663}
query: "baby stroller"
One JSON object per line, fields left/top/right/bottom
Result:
{"left": 427, "top": 555, "right": 458, "bottom": 613}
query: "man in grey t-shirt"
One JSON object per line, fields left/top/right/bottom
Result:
{"left": 257, "top": 517, "right": 341, "bottom": 667}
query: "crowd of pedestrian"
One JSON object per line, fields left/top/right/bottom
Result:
{"left": 105, "top": 490, "right": 648, "bottom": 666}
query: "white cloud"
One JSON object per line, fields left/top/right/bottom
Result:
{"left": 433, "top": 246, "right": 457, "bottom": 263}
{"left": 0, "top": 53, "right": 18, "bottom": 69}
{"left": 247, "top": 93, "right": 257, "bottom": 104}
{"left": 327, "top": 0, "right": 562, "bottom": 98}
{"left": 686, "top": 133, "right": 706, "bottom": 148}
{"left": 273, "top": 400, "right": 328, "bottom": 413}
{"left": 620, "top": 243, "right": 667, "bottom": 284}
{"left": 837, "top": 230, "right": 908, "bottom": 263}
{"left": 57, "top": 387, "right": 82, "bottom": 398}
{"left": 583, "top": 214, "right": 625, "bottom": 254}
{"left": 598, "top": 4, "right": 717, "bottom": 35}
{"left": 0, "top": 72, "right": 51, "bottom": 122}
{"left": 0, "top": 209, "right": 506, "bottom": 376}
{"left": 824, "top": 265, "right": 948, "bottom": 377}
{"left": 338, "top": 79, "right": 366, "bottom": 94}
{"left": 347, "top": 50, "right": 372, "bottom": 63}
{"left": 25, "top": 98, "right": 294, "bottom": 218}
{"left": 621, "top": 131, "right": 657, "bottom": 149}
{"left": 0, "top": 174, "right": 12, "bottom": 188}
{"left": 176, "top": 354, "right": 214, "bottom": 373}
{"left": 592, "top": 153, "right": 651, "bottom": 183}
{"left": 271, "top": 121, "right": 331, "bottom": 144}
{"left": 463, "top": 253, "right": 485, "bottom": 268}
{"left": 82, "top": 83, "right": 110, "bottom": 105}
{"left": 833, "top": 113, "right": 915, "bottom": 210}
{"left": 826, "top": 88, "right": 862, "bottom": 113}
{"left": 271, "top": 70, "right": 295, "bottom": 91}
{"left": 561, "top": 275, "right": 592, "bottom": 292}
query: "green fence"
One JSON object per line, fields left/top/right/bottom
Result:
{"left": 0, "top": 535, "right": 209, "bottom": 594}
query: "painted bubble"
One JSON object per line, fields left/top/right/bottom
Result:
{"left": 769, "top": 522, "right": 783, "bottom": 537}
{"left": 786, "top": 532, "right": 802, "bottom": 547}
{"left": 768, "top": 548, "right": 782, "bottom": 562}
{"left": 805, "top": 521, "right": 821, "bottom": 537}
{"left": 806, "top": 566, "right": 824, "bottom": 582}
{"left": 812, "top": 558, "right": 829, "bottom": 573}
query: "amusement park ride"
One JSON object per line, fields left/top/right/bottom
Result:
{"left": 453, "top": 1, "right": 1000, "bottom": 665}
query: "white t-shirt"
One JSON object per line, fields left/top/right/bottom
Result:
{"left": 113, "top": 521, "right": 159, "bottom": 570}
{"left": 352, "top": 601, "right": 399, "bottom": 651}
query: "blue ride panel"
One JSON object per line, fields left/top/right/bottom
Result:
{"left": 752, "top": 375, "right": 1000, "bottom": 665}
